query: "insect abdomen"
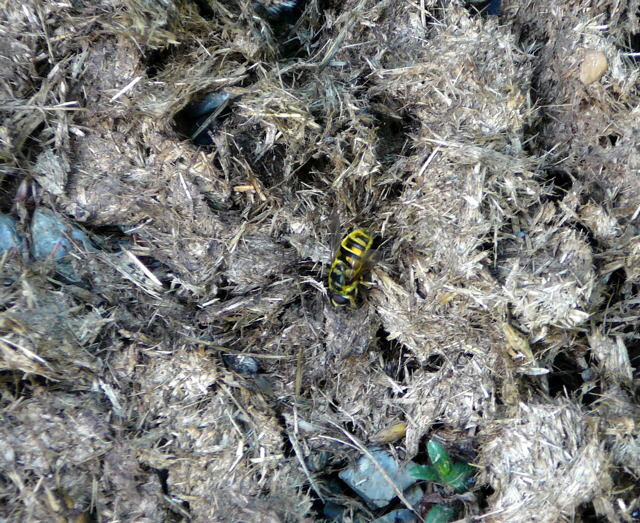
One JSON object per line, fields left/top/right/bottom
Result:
{"left": 328, "top": 229, "right": 373, "bottom": 307}
{"left": 339, "top": 229, "right": 371, "bottom": 268}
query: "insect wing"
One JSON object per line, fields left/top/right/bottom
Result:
{"left": 328, "top": 210, "right": 342, "bottom": 257}
{"left": 340, "top": 229, "right": 374, "bottom": 278}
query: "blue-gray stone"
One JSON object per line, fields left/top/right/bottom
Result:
{"left": 323, "top": 501, "right": 346, "bottom": 521}
{"left": 372, "top": 509, "right": 417, "bottom": 523}
{"left": 0, "top": 215, "right": 25, "bottom": 254}
{"left": 222, "top": 354, "right": 259, "bottom": 374}
{"left": 339, "top": 449, "right": 418, "bottom": 508}
{"left": 31, "top": 208, "right": 72, "bottom": 260}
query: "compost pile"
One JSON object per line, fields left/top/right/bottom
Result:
{"left": 1, "top": 0, "right": 639, "bottom": 521}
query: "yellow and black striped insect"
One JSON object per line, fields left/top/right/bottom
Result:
{"left": 327, "top": 229, "right": 374, "bottom": 307}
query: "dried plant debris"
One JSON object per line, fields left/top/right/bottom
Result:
{"left": 2, "top": 0, "right": 640, "bottom": 521}
{"left": 480, "top": 400, "right": 611, "bottom": 522}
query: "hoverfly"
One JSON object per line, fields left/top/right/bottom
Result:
{"left": 327, "top": 228, "right": 374, "bottom": 307}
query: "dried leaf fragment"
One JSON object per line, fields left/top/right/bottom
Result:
{"left": 501, "top": 322, "right": 533, "bottom": 364}
{"left": 579, "top": 50, "right": 607, "bottom": 85}
{"left": 370, "top": 422, "right": 408, "bottom": 444}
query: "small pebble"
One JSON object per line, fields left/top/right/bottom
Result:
{"left": 339, "top": 449, "right": 418, "bottom": 508}
{"left": 222, "top": 353, "right": 259, "bottom": 374}
{"left": 323, "top": 500, "right": 346, "bottom": 521}
{"left": 31, "top": 208, "right": 94, "bottom": 260}
{"left": 31, "top": 208, "right": 72, "bottom": 260}
{"left": 579, "top": 49, "right": 607, "bottom": 85}
{"left": 0, "top": 214, "right": 26, "bottom": 254}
